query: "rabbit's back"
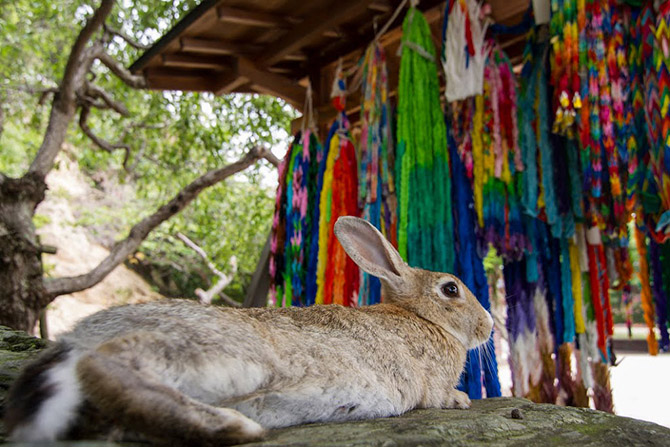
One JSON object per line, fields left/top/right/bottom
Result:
{"left": 60, "top": 300, "right": 460, "bottom": 409}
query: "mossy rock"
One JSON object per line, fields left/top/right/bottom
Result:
{"left": 0, "top": 326, "right": 51, "bottom": 443}
{"left": 1, "top": 326, "right": 669, "bottom": 446}
{"left": 242, "top": 397, "right": 670, "bottom": 446}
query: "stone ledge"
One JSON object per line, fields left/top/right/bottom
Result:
{"left": 2, "top": 326, "right": 669, "bottom": 446}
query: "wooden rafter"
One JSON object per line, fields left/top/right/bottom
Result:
{"left": 368, "top": 1, "right": 392, "bottom": 13}
{"left": 217, "top": 5, "right": 295, "bottom": 28}
{"left": 258, "top": 0, "right": 376, "bottom": 68}
{"left": 214, "top": 57, "right": 305, "bottom": 109}
{"left": 215, "top": 70, "right": 249, "bottom": 95}
{"left": 162, "top": 53, "right": 232, "bottom": 69}
{"left": 283, "top": 52, "right": 308, "bottom": 62}
{"left": 323, "top": 28, "right": 344, "bottom": 38}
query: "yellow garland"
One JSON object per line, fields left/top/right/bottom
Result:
{"left": 569, "top": 236, "right": 585, "bottom": 334}
{"left": 474, "top": 95, "right": 485, "bottom": 227}
{"left": 315, "top": 133, "right": 340, "bottom": 305}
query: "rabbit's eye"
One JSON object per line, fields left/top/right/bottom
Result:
{"left": 441, "top": 281, "right": 459, "bottom": 298}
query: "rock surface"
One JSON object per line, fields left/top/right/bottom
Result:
{"left": 2, "top": 326, "right": 670, "bottom": 447}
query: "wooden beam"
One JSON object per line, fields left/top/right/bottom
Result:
{"left": 368, "top": 1, "right": 391, "bottom": 13}
{"left": 499, "top": 33, "right": 529, "bottom": 50}
{"left": 180, "top": 37, "right": 260, "bottom": 55}
{"left": 214, "top": 70, "right": 249, "bottom": 95}
{"left": 145, "top": 75, "right": 217, "bottom": 92}
{"left": 284, "top": 52, "right": 308, "bottom": 62}
{"left": 237, "top": 58, "right": 305, "bottom": 109}
{"left": 311, "top": 0, "right": 443, "bottom": 69}
{"left": 162, "top": 53, "right": 232, "bottom": 69}
{"left": 258, "top": 0, "right": 376, "bottom": 68}
{"left": 323, "top": 28, "right": 343, "bottom": 38}
{"left": 268, "top": 67, "right": 294, "bottom": 75}
{"left": 243, "top": 232, "right": 271, "bottom": 308}
{"left": 144, "top": 67, "right": 216, "bottom": 78}
{"left": 217, "top": 5, "right": 292, "bottom": 28}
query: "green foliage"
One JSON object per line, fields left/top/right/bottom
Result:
{"left": 1, "top": 0, "right": 297, "bottom": 301}
{"left": 32, "top": 213, "right": 51, "bottom": 229}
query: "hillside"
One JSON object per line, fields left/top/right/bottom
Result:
{"left": 34, "top": 149, "right": 162, "bottom": 339}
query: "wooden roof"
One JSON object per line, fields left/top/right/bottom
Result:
{"left": 130, "top": 0, "right": 530, "bottom": 116}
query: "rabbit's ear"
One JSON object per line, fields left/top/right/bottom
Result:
{"left": 334, "top": 216, "right": 407, "bottom": 291}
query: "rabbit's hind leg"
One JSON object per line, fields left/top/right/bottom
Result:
{"left": 76, "top": 340, "right": 266, "bottom": 446}
{"left": 227, "top": 383, "right": 398, "bottom": 429}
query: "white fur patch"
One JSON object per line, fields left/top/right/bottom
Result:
{"left": 10, "top": 351, "right": 82, "bottom": 442}
{"left": 177, "top": 358, "right": 268, "bottom": 404}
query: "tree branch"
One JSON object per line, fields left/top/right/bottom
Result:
{"left": 43, "top": 146, "right": 274, "bottom": 298}
{"left": 263, "top": 150, "right": 281, "bottom": 168}
{"left": 60, "top": 0, "right": 115, "bottom": 104}
{"left": 97, "top": 51, "right": 147, "bottom": 89}
{"left": 28, "top": 0, "right": 114, "bottom": 179}
{"left": 85, "top": 83, "right": 129, "bottom": 116}
{"left": 176, "top": 232, "right": 240, "bottom": 307}
{"left": 79, "top": 105, "right": 131, "bottom": 168}
{"left": 104, "top": 24, "right": 151, "bottom": 50}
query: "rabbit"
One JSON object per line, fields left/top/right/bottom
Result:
{"left": 4, "top": 216, "right": 494, "bottom": 446}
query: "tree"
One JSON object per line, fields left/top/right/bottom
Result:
{"left": 0, "top": 0, "right": 290, "bottom": 331}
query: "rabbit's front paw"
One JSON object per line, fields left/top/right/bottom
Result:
{"left": 444, "top": 390, "right": 471, "bottom": 409}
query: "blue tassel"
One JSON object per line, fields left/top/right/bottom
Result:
{"left": 560, "top": 237, "right": 575, "bottom": 343}
{"left": 449, "top": 126, "right": 501, "bottom": 398}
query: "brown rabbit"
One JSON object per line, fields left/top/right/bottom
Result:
{"left": 5, "top": 216, "right": 493, "bottom": 446}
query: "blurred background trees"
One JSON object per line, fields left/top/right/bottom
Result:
{"left": 0, "top": 0, "right": 296, "bottom": 330}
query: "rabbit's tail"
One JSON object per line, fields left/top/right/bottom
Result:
{"left": 4, "top": 342, "right": 83, "bottom": 442}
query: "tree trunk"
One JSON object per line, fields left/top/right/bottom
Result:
{"left": 0, "top": 174, "right": 48, "bottom": 331}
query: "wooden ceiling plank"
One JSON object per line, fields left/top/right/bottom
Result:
{"left": 259, "top": 0, "right": 376, "bottom": 68}
{"left": 217, "top": 5, "right": 292, "bottom": 28}
{"left": 162, "top": 53, "right": 232, "bottom": 69}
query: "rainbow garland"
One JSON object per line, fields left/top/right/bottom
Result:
{"left": 396, "top": 7, "right": 454, "bottom": 273}
{"left": 652, "top": 1, "right": 670, "bottom": 237}
{"left": 315, "top": 69, "right": 360, "bottom": 307}
{"left": 481, "top": 43, "right": 525, "bottom": 259}
{"left": 269, "top": 130, "right": 323, "bottom": 307}
{"left": 358, "top": 42, "right": 398, "bottom": 306}
{"left": 448, "top": 40, "right": 526, "bottom": 261}
{"left": 550, "top": 0, "right": 581, "bottom": 138}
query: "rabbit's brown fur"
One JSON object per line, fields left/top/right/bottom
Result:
{"left": 5, "top": 217, "right": 493, "bottom": 446}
